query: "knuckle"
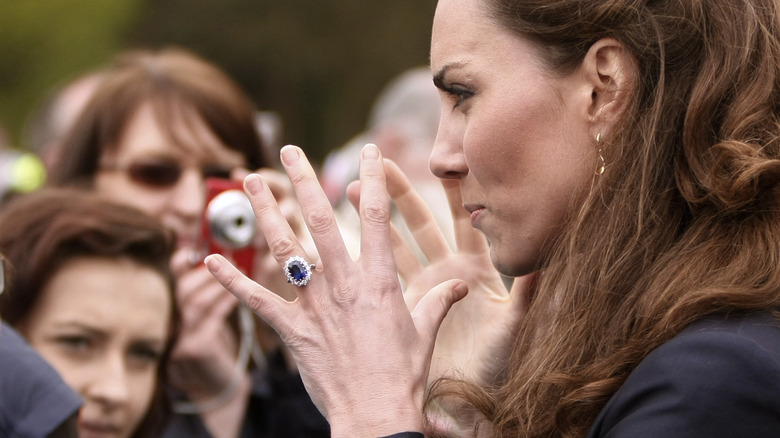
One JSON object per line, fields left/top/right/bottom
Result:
{"left": 288, "top": 169, "right": 308, "bottom": 187}
{"left": 269, "top": 235, "right": 298, "bottom": 259}
{"left": 243, "top": 290, "right": 265, "bottom": 313}
{"left": 305, "top": 205, "right": 336, "bottom": 234}
{"left": 373, "top": 272, "right": 399, "bottom": 291}
{"left": 361, "top": 200, "right": 390, "bottom": 225}
{"left": 332, "top": 282, "right": 358, "bottom": 303}
{"left": 223, "top": 273, "right": 240, "bottom": 292}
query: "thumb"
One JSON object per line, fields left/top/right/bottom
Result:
{"left": 411, "top": 279, "right": 468, "bottom": 346}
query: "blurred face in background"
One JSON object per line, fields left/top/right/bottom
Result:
{"left": 19, "top": 256, "right": 172, "bottom": 438}
{"left": 94, "top": 102, "right": 246, "bottom": 250}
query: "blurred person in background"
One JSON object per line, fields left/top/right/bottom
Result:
{"left": 0, "top": 253, "right": 81, "bottom": 438}
{"left": 0, "top": 188, "right": 177, "bottom": 438}
{"left": 49, "top": 46, "right": 328, "bottom": 438}
{"left": 24, "top": 70, "right": 106, "bottom": 174}
{"left": 321, "top": 66, "right": 453, "bottom": 263}
{"left": 0, "top": 122, "right": 46, "bottom": 204}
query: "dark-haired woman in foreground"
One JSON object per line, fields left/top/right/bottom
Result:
{"left": 208, "top": 0, "right": 780, "bottom": 436}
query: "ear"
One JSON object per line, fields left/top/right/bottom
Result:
{"left": 580, "top": 38, "right": 637, "bottom": 136}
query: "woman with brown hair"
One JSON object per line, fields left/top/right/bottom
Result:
{"left": 205, "top": 0, "right": 780, "bottom": 436}
{"left": 0, "top": 188, "right": 178, "bottom": 438}
{"left": 50, "top": 47, "right": 328, "bottom": 437}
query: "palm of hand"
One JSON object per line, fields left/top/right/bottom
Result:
{"left": 376, "top": 161, "right": 531, "bottom": 385}
{"left": 207, "top": 147, "right": 470, "bottom": 436}
{"left": 403, "top": 250, "right": 514, "bottom": 384}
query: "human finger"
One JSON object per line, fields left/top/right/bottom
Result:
{"left": 346, "top": 180, "right": 422, "bottom": 283}
{"left": 279, "top": 145, "right": 354, "bottom": 285}
{"left": 205, "top": 254, "right": 293, "bottom": 333}
{"left": 384, "top": 159, "right": 451, "bottom": 262}
{"left": 410, "top": 279, "right": 469, "bottom": 350}
{"left": 241, "top": 173, "right": 316, "bottom": 284}
{"left": 256, "top": 168, "right": 301, "bottom": 231}
{"left": 171, "top": 248, "right": 201, "bottom": 277}
{"left": 255, "top": 167, "right": 295, "bottom": 202}
{"left": 441, "top": 179, "right": 488, "bottom": 253}
{"left": 357, "top": 144, "right": 396, "bottom": 279}
{"left": 185, "top": 280, "right": 238, "bottom": 322}
{"left": 176, "top": 271, "right": 222, "bottom": 308}
{"left": 230, "top": 166, "right": 252, "bottom": 181}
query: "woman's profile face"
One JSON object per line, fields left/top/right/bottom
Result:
{"left": 429, "top": 0, "right": 596, "bottom": 276}
{"left": 94, "top": 102, "right": 246, "bottom": 250}
{"left": 20, "top": 256, "right": 171, "bottom": 438}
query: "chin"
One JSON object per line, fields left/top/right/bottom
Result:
{"left": 490, "top": 247, "right": 537, "bottom": 277}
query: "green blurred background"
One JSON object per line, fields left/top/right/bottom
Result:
{"left": 0, "top": 0, "right": 436, "bottom": 164}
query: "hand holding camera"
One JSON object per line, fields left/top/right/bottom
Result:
{"left": 200, "top": 178, "right": 258, "bottom": 277}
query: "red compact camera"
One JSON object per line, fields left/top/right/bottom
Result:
{"left": 200, "top": 178, "right": 257, "bottom": 276}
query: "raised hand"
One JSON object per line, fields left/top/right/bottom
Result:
{"left": 231, "top": 166, "right": 317, "bottom": 302}
{"left": 206, "top": 144, "right": 467, "bottom": 437}
{"left": 350, "top": 160, "right": 536, "bottom": 385}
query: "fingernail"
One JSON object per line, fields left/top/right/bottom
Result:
{"left": 362, "top": 143, "right": 379, "bottom": 160}
{"left": 281, "top": 145, "right": 300, "bottom": 165}
{"left": 204, "top": 255, "right": 221, "bottom": 272}
{"left": 453, "top": 281, "right": 469, "bottom": 299}
{"left": 244, "top": 174, "right": 264, "bottom": 195}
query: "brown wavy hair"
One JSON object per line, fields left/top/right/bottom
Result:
{"left": 0, "top": 187, "right": 180, "bottom": 438}
{"left": 427, "top": 0, "right": 780, "bottom": 436}
{"left": 50, "top": 46, "right": 268, "bottom": 186}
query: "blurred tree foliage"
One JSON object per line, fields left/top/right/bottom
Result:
{"left": 127, "top": 0, "right": 437, "bottom": 162}
{"left": 0, "top": 0, "right": 140, "bottom": 148}
{"left": 0, "top": 0, "right": 436, "bottom": 163}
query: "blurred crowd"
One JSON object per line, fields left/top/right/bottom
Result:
{"left": 0, "top": 46, "right": 444, "bottom": 438}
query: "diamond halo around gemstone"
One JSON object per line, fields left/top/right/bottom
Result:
{"left": 284, "top": 256, "right": 314, "bottom": 286}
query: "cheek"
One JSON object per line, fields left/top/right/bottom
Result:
{"left": 127, "top": 371, "right": 159, "bottom": 429}
{"left": 34, "top": 350, "right": 83, "bottom": 389}
{"left": 95, "top": 177, "right": 169, "bottom": 220}
{"left": 464, "top": 107, "right": 531, "bottom": 182}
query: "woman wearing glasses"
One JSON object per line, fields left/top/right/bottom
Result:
{"left": 50, "top": 47, "right": 328, "bottom": 438}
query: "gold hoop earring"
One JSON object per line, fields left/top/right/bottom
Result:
{"left": 595, "top": 134, "right": 605, "bottom": 175}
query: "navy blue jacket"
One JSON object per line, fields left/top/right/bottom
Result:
{"left": 587, "top": 311, "right": 780, "bottom": 437}
{"left": 0, "top": 323, "right": 82, "bottom": 437}
{"left": 384, "top": 311, "right": 780, "bottom": 438}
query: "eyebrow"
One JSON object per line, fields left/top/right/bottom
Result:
{"left": 51, "top": 320, "right": 103, "bottom": 334}
{"left": 50, "top": 321, "right": 167, "bottom": 344}
{"left": 433, "top": 65, "right": 450, "bottom": 90}
{"left": 432, "top": 61, "right": 467, "bottom": 90}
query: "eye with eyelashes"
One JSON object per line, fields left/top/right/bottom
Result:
{"left": 128, "top": 342, "right": 163, "bottom": 367}
{"left": 56, "top": 334, "right": 92, "bottom": 354}
{"left": 53, "top": 333, "right": 163, "bottom": 367}
{"left": 433, "top": 71, "right": 475, "bottom": 109}
{"left": 445, "top": 84, "right": 475, "bottom": 108}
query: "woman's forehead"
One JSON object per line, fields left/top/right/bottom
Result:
{"left": 114, "top": 101, "right": 246, "bottom": 166}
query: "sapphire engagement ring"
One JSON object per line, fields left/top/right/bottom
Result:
{"left": 284, "top": 256, "right": 315, "bottom": 286}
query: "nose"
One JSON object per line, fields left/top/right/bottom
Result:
{"left": 428, "top": 114, "right": 468, "bottom": 179}
{"left": 170, "top": 167, "right": 205, "bottom": 222}
{"left": 86, "top": 352, "right": 130, "bottom": 408}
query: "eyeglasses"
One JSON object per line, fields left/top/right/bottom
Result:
{"left": 101, "top": 160, "right": 234, "bottom": 188}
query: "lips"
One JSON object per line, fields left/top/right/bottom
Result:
{"left": 463, "top": 203, "right": 486, "bottom": 227}
{"left": 79, "top": 419, "right": 122, "bottom": 438}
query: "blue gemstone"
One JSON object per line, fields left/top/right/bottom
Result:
{"left": 289, "top": 260, "right": 307, "bottom": 280}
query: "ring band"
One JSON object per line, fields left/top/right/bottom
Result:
{"left": 284, "top": 256, "right": 315, "bottom": 286}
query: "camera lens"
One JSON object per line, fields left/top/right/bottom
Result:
{"left": 206, "top": 189, "right": 257, "bottom": 248}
